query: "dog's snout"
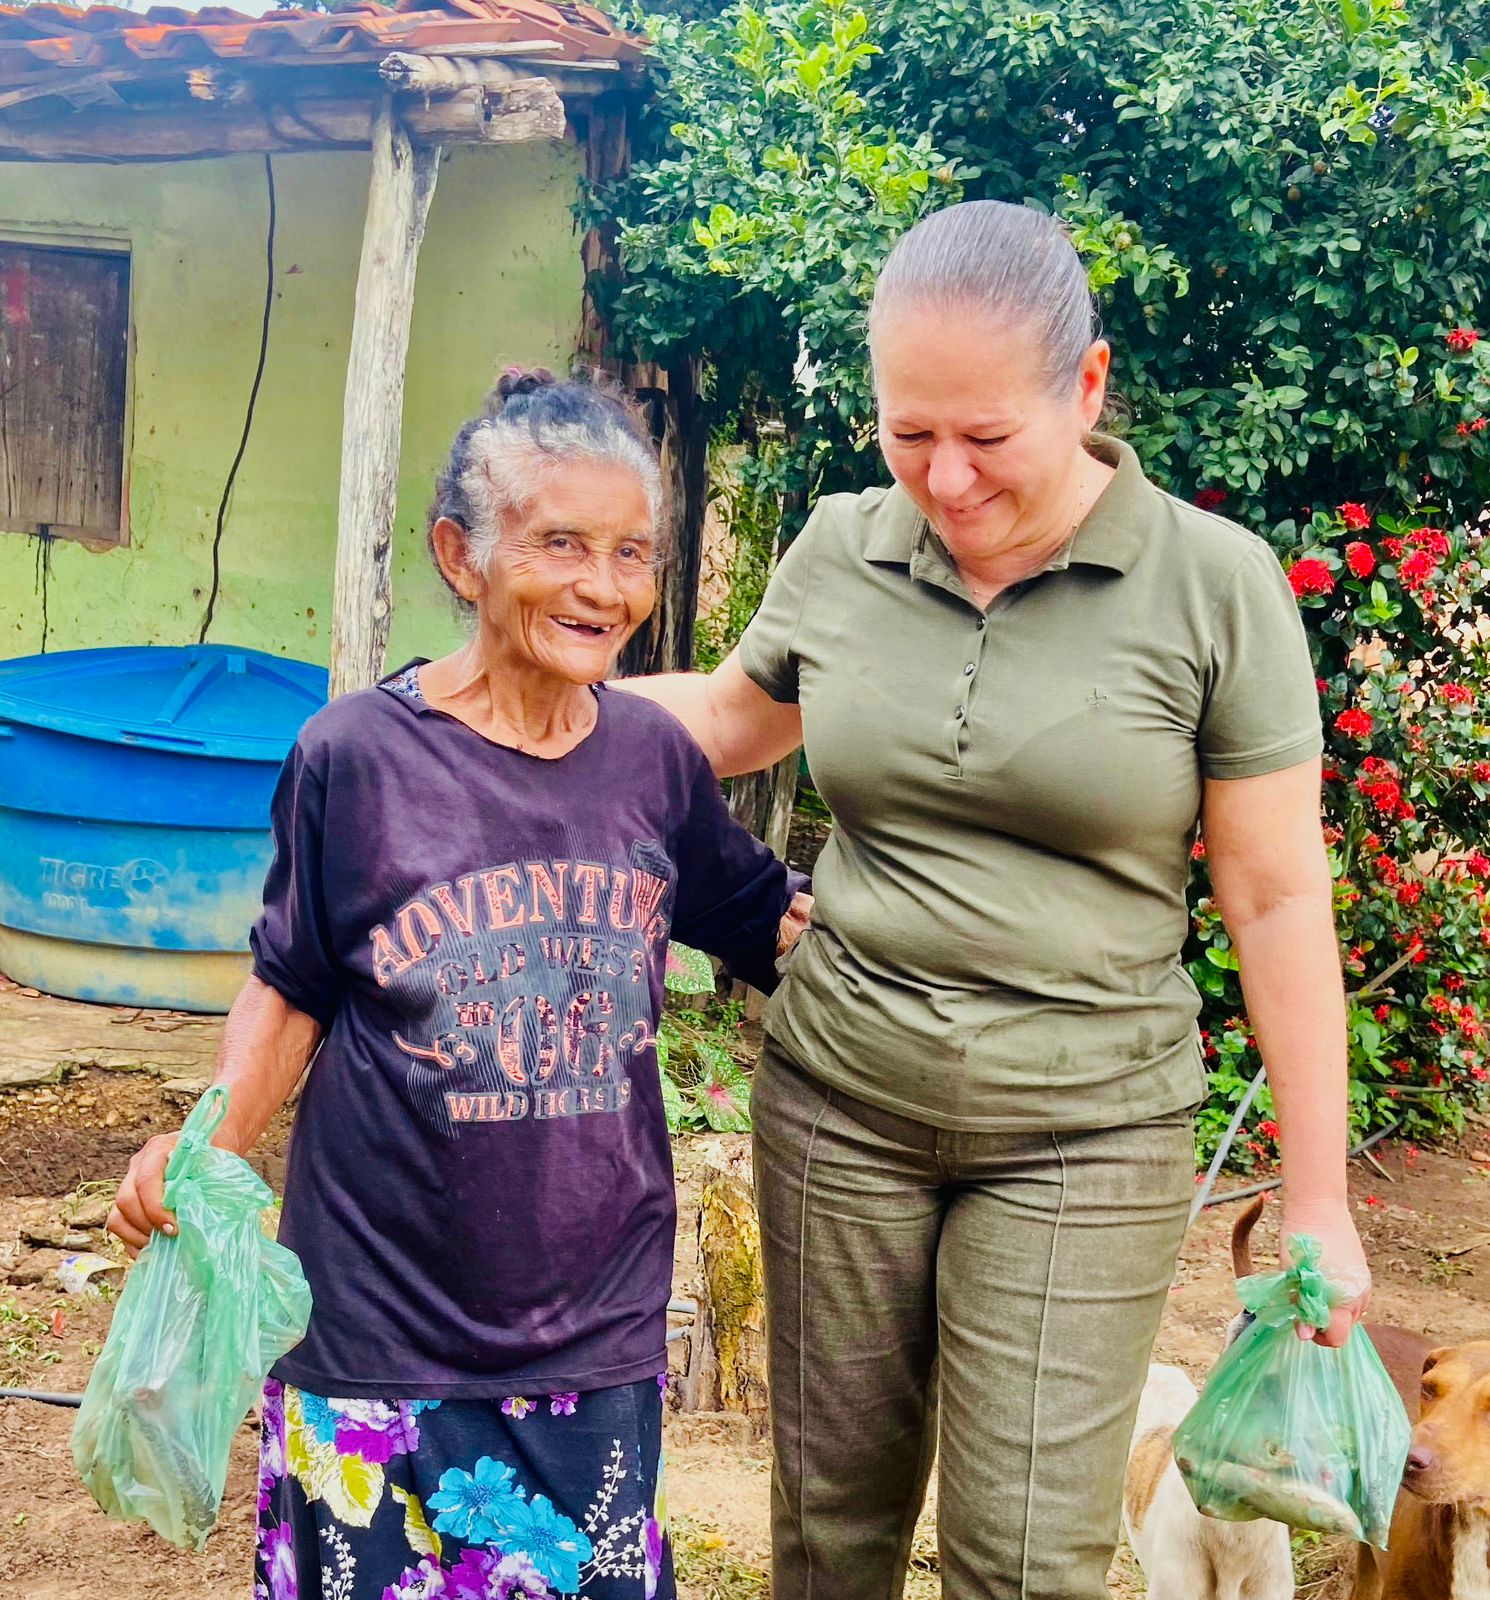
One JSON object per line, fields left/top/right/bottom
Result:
{"left": 1405, "top": 1444, "right": 1436, "bottom": 1477}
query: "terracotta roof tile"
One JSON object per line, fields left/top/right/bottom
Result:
{"left": 0, "top": 0, "right": 644, "bottom": 91}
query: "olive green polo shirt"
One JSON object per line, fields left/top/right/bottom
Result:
{"left": 738, "top": 436, "right": 1322, "bottom": 1131}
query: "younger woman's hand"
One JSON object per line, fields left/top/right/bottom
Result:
{"left": 1280, "top": 1198, "right": 1371, "bottom": 1348}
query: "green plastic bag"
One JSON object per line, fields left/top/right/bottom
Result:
{"left": 72, "top": 1086, "right": 312, "bottom": 1549}
{"left": 1171, "top": 1234, "right": 1409, "bottom": 1548}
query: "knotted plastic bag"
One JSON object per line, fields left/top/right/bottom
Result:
{"left": 1171, "top": 1234, "right": 1409, "bottom": 1548}
{"left": 72, "top": 1086, "right": 312, "bottom": 1549}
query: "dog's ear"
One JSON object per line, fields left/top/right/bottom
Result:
{"left": 1424, "top": 1348, "right": 1450, "bottom": 1377}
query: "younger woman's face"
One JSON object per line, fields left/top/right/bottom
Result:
{"left": 873, "top": 306, "right": 1110, "bottom": 560}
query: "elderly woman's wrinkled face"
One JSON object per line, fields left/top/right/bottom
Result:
{"left": 873, "top": 306, "right": 1109, "bottom": 560}
{"left": 474, "top": 460, "right": 657, "bottom": 685}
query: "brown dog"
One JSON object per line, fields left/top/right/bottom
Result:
{"left": 1352, "top": 1341, "right": 1490, "bottom": 1600}
{"left": 1231, "top": 1197, "right": 1490, "bottom": 1600}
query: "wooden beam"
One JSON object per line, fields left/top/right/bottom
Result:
{"left": 0, "top": 67, "right": 134, "bottom": 113}
{"left": 328, "top": 98, "right": 439, "bottom": 700}
{"left": 380, "top": 51, "right": 523, "bottom": 92}
{"left": 0, "top": 83, "right": 563, "bottom": 162}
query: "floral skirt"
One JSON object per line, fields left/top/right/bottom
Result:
{"left": 256, "top": 1375, "right": 674, "bottom": 1600}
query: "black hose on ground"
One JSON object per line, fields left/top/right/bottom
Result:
{"left": 0, "top": 1386, "right": 82, "bottom": 1407}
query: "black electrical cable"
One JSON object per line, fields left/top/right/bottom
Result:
{"left": 198, "top": 151, "right": 276, "bottom": 644}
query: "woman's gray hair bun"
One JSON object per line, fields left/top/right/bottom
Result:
{"left": 426, "top": 367, "right": 667, "bottom": 613}
{"left": 870, "top": 201, "right": 1099, "bottom": 393}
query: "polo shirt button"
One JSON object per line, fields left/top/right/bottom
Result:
{"left": 976, "top": 617, "right": 986, "bottom": 630}
{"left": 955, "top": 707, "right": 966, "bottom": 720}
{"left": 963, "top": 663, "right": 975, "bottom": 676}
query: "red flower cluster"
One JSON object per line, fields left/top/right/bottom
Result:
{"left": 1345, "top": 541, "right": 1375, "bottom": 578}
{"left": 1439, "top": 683, "right": 1474, "bottom": 706}
{"left": 1447, "top": 327, "right": 1481, "bottom": 352}
{"left": 1335, "top": 708, "right": 1374, "bottom": 738}
{"left": 1456, "top": 418, "right": 1488, "bottom": 436}
{"left": 1357, "top": 756, "right": 1405, "bottom": 815}
{"left": 1407, "top": 526, "right": 1450, "bottom": 558}
{"left": 1399, "top": 549, "right": 1437, "bottom": 590}
{"left": 1474, "top": 762, "right": 1490, "bottom": 783}
{"left": 1258, "top": 1119, "right": 1280, "bottom": 1140}
{"left": 1398, "top": 882, "right": 1424, "bottom": 907}
{"left": 1382, "top": 536, "right": 1404, "bottom": 559}
{"left": 1288, "top": 557, "right": 1335, "bottom": 597}
{"left": 1338, "top": 501, "right": 1372, "bottom": 530}
{"left": 1429, "top": 993, "right": 1452, "bottom": 1014}
{"left": 1471, "top": 852, "right": 1490, "bottom": 878}
{"left": 1195, "top": 487, "right": 1228, "bottom": 511}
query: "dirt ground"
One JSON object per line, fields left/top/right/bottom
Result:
{"left": 3, "top": 979, "right": 1490, "bottom": 1597}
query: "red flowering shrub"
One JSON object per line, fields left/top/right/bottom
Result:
{"left": 1346, "top": 542, "right": 1375, "bottom": 579}
{"left": 1287, "top": 557, "right": 1336, "bottom": 598}
{"left": 1195, "top": 487, "right": 1228, "bottom": 511}
{"left": 1447, "top": 328, "right": 1481, "bottom": 354}
{"left": 1191, "top": 499, "right": 1490, "bottom": 1166}
{"left": 1339, "top": 501, "right": 1373, "bottom": 531}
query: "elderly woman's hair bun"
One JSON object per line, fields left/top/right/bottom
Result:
{"left": 494, "top": 367, "right": 558, "bottom": 404}
{"left": 428, "top": 365, "right": 666, "bottom": 613}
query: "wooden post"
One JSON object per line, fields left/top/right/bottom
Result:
{"left": 681, "top": 1141, "right": 769, "bottom": 1432}
{"left": 328, "top": 98, "right": 439, "bottom": 699}
{"left": 578, "top": 102, "right": 708, "bottom": 677}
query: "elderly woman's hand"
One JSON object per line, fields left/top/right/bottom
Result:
{"left": 1281, "top": 1198, "right": 1371, "bottom": 1348}
{"left": 108, "top": 1133, "right": 180, "bottom": 1255}
{"left": 778, "top": 890, "right": 814, "bottom": 958}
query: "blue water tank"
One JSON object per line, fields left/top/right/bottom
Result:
{"left": 0, "top": 645, "right": 327, "bottom": 1013}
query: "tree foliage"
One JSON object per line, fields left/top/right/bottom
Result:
{"left": 591, "top": 0, "right": 1490, "bottom": 1149}
{"left": 871, "top": 0, "right": 1490, "bottom": 533}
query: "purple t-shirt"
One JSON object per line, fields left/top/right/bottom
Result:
{"left": 251, "top": 668, "right": 793, "bottom": 1398}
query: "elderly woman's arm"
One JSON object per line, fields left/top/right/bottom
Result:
{"left": 617, "top": 652, "right": 803, "bottom": 779}
{"left": 1202, "top": 757, "right": 1369, "bottom": 1348}
{"left": 108, "top": 976, "right": 319, "bottom": 1250}
{"left": 668, "top": 744, "right": 806, "bottom": 990}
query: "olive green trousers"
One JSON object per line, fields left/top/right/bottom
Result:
{"left": 751, "top": 1041, "right": 1195, "bottom": 1600}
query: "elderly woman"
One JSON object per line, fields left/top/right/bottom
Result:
{"left": 108, "top": 370, "right": 801, "bottom": 1600}
{"left": 623, "top": 201, "right": 1371, "bottom": 1598}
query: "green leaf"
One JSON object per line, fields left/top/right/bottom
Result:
{"left": 665, "top": 942, "right": 717, "bottom": 994}
{"left": 659, "top": 1062, "right": 691, "bottom": 1134}
{"left": 692, "top": 1042, "right": 753, "bottom": 1132}
{"left": 1352, "top": 1017, "right": 1383, "bottom": 1058}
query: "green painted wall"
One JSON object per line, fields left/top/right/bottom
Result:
{"left": 0, "top": 139, "right": 585, "bottom": 665}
